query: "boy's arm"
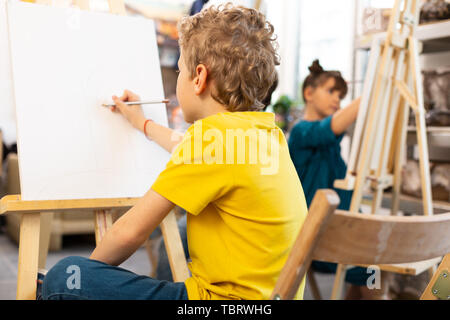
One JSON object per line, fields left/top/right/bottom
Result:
{"left": 144, "top": 121, "right": 184, "bottom": 153}
{"left": 90, "top": 188, "right": 175, "bottom": 266}
{"left": 111, "top": 90, "right": 184, "bottom": 153}
{"left": 330, "top": 97, "right": 361, "bottom": 136}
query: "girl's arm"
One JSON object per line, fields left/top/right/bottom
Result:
{"left": 331, "top": 97, "right": 361, "bottom": 135}
{"left": 90, "top": 188, "right": 174, "bottom": 266}
{"left": 111, "top": 90, "right": 184, "bottom": 153}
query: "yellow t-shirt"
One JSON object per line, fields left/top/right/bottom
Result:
{"left": 151, "top": 111, "right": 308, "bottom": 300}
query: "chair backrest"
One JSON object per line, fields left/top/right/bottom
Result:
{"left": 271, "top": 189, "right": 450, "bottom": 300}
{"left": 313, "top": 209, "right": 450, "bottom": 266}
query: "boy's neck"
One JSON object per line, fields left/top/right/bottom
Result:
{"left": 192, "top": 98, "right": 230, "bottom": 122}
{"left": 303, "top": 104, "right": 324, "bottom": 122}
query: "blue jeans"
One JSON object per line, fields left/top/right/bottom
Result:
{"left": 42, "top": 256, "right": 188, "bottom": 300}
{"left": 156, "top": 214, "right": 189, "bottom": 281}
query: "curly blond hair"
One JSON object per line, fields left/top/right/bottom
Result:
{"left": 178, "top": 3, "right": 280, "bottom": 112}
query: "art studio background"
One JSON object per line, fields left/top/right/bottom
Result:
{"left": 0, "top": 0, "right": 449, "bottom": 300}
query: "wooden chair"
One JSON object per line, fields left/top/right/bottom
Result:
{"left": 271, "top": 189, "right": 450, "bottom": 300}
{"left": 421, "top": 254, "right": 450, "bottom": 300}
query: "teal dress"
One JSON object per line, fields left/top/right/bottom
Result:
{"left": 288, "top": 116, "right": 369, "bottom": 286}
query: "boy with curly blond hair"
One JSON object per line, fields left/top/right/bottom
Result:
{"left": 41, "top": 4, "right": 308, "bottom": 300}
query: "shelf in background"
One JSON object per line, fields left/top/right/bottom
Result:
{"left": 363, "top": 192, "right": 450, "bottom": 215}
{"left": 125, "top": 0, "right": 189, "bottom": 22}
{"left": 407, "top": 126, "right": 450, "bottom": 148}
{"left": 356, "top": 19, "right": 450, "bottom": 53}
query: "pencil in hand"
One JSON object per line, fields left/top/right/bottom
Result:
{"left": 102, "top": 99, "right": 170, "bottom": 107}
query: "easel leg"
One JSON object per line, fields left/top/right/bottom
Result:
{"left": 94, "top": 209, "right": 113, "bottom": 244}
{"left": 371, "top": 188, "right": 384, "bottom": 215}
{"left": 16, "top": 213, "right": 41, "bottom": 300}
{"left": 145, "top": 237, "right": 160, "bottom": 278}
{"left": 307, "top": 269, "right": 322, "bottom": 300}
{"left": 38, "top": 212, "right": 53, "bottom": 269}
{"left": 410, "top": 38, "right": 436, "bottom": 278}
{"left": 331, "top": 264, "right": 347, "bottom": 300}
{"left": 160, "top": 210, "right": 189, "bottom": 283}
{"left": 391, "top": 99, "right": 409, "bottom": 215}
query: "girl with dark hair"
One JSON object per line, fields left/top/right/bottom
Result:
{"left": 289, "top": 60, "right": 389, "bottom": 299}
{"left": 290, "top": 59, "right": 359, "bottom": 209}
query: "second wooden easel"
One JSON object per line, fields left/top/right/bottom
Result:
{"left": 1, "top": 0, "right": 189, "bottom": 300}
{"left": 331, "top": 0, "right": 437, "bottom": 299}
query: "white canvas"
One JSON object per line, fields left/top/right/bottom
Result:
{"left": 0, "top": 0, "right": 16, "bottom": 147}
{"left": 7, "top": 0, "right": 171, "bottom": 201}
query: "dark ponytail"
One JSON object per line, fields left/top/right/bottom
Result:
{"left": 308, "top": 59, "right": 324, "bottom": 75}
{"left": 302, "top": 59, "right": 348, "bottom": 102}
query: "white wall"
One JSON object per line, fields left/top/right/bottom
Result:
{"left": 206, "top": 0, "right": 301, "bottom": 101}
{"left": 297, "top": 0, "right": 356, "bottom": 105}
{"left": 265, "top": 0, "right": 301, "bottom": 101}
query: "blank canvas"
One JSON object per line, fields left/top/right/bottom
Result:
{"left": 7, "top": 1, "right": 172, "bottom": 201}
{"left": 0, "top": 0, "right": 16, "bottom": 147}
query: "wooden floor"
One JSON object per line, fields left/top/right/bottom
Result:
{"left": 0, "top": 228, "right": 152, "bottom": 300}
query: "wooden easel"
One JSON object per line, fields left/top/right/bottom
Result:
{"left": 1, "top": 0, "right": 189, "bottom": 300}
{"left": 254, "top": 0, "right": 262, "bottom": 11}
{"left": 332, "top": 0, "right": 437, "bottom": 299}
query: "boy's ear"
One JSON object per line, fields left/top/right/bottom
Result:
{"left": 193, "top": 64, "right": 208, "bottom": 96}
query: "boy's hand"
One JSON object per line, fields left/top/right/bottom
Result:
{"left": 111, "top": 89, "right": 146, "bottom": 132}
